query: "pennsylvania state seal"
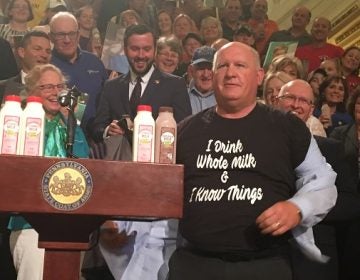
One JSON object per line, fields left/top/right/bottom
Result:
{"left": 42, "top": 161, "right": 93, "bottom": 211}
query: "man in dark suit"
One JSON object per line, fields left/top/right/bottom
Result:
{"left": 0, "top": 37, "right": 18, "bottom": 81}
{"left": 275, "top": 79, "right": 360, "bottom": 280}
{"left": 92, "top": 24, "right": 191, "bottom": 142}
{"left": 0, "top": 30, "right": 51, "bottom": 104}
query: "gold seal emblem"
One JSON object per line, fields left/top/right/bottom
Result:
{"left": 42, "top": 161, "right": 93, "bottom": 211}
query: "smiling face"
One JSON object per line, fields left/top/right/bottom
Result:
{"left": 158, "top": 11, "right": 172, "bottom": 35}
{"left": 291, "top": 6, "right": 310, "bottom": 29}
{"left": 18, "top": 36, "right": 51, "bottom": 72}
{"left": 125, "top": 32, "right": 155, "bottom": 75}
{"left": 341, "top": 48, "right": 360, "bottom": 73}
{"left": 265, "top": 77, "right": 284, "bottom": 105}
{"left": 173, "top": 16, "right": 192, "bottom": 40}
{"left": 77, "top": 7, "right": 95, "bottom": 31}
{"left": 34, "top": 70, "right": 64, "bottom": 118}
{"left": 191, "top": 62, "right": 214, "bottom": 93}
{"left": 213, "top": 42, "right": 264, "bottom": 114}
{"left": 201, "top": 19, "right": 221, "bottom": 45}
{"left": 276, "top": 80, "right": 314, "bottom": 122}
{"left": 311, "top": 17, "right": 331, "bottom": 42}
{"left": 224, "top": 0, "right": 242, "bottom": 23}
{"left": 324, "top": 80, "right": 345, "bottom": 105}
{"left": 155, "top": 45, "right": 179, "bottom": 74}
{"left": 8, "top": 0, "right": 31, "bottom": 23}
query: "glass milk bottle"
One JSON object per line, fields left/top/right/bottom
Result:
{"left": 132, "top": 105, "right": 155, "bottom": 162}
{"left": 0, "top": 95, "right": 23, "bottom": 155}
{"left": 18, "top": 96, "right": 45, "bottom": 156}
{"left": 155, "top": 106, "right": 177, "bottom": 164}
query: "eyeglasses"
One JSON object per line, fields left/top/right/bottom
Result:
{"left": 158, "top": 51, "right": 179, "bottom": 60}
{"left": 51, "top": 31, "right": 79, "bottom": 41}
{"left": 277, "top": 94, "right": 313, "bottom": 106}
{"left": 37, "top": 83, "right": 66, "bottom": 92}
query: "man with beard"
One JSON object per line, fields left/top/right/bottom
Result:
{"left": 188, "top": 45, "right": 217, "bottom": 114}
{"left": 92, "top": 24, "right": 191, "bottom": 280}
{"left": 92, "top": 24, "right": 191, "bottom": 142}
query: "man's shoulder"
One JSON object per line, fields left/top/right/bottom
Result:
{"left": 178, "top": 107, "right": 215, "bottom": 133}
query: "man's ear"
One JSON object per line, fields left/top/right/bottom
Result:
{"left": 17, "top": 47, "right": 25, "bottom": 60}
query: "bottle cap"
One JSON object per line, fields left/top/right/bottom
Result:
{"left": 137, "top": 105, "right": 152, "bottom": 112}
{"left": 159, "top": 106, "right": 173, "bottom": 113}
{"left": 27, "top": 96, "right": 43, "bottom": 103}
{"left": 4, "top": 95, "right": 21, "bottom": 102}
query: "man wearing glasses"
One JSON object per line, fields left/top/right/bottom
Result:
{"left": 49, "top": 11, "right": 108, "bottom": 136}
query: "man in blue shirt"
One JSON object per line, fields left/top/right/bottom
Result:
{"left": 49, "top": 11, "right": 108, "bottom": 135}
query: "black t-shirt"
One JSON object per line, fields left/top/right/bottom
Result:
{"left": 177, "top": 104, "right": 311, "bottom": 252}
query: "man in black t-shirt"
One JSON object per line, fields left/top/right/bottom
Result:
{"left": 168, "top": 42, "right": 337, "bottom": 280}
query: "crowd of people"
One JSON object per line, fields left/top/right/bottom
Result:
{"left": 0, "top": 0, "right": 360, "bottom": 280}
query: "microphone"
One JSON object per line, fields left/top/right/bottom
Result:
{"left": 57, "top": 86, "right": 82, "bottom": 109}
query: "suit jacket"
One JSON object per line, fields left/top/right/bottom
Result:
{"left": 0, "top": 74, "right": 25, "bottom": 105}
{"left": 0, "top": 37, "right": 18, "bottom": 81}
{"left": 92, "top": 68, "right": 192, "bottom": 142}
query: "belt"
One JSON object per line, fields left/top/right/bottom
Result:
{"left": 183, "top": 244, "right": 290, "bottom": 262}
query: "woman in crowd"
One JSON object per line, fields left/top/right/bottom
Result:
{"left": 267, "top": 55, "right": 305, "bottom": 80}
{"left": 308, "top": 68, "right": 328, "bottom": 101}
{"left": 320, "top": 58, "right": 341, "bottom": 77}
{"left": 8, "top": 64, "right": 89, "bottom": 280}
{"left": 263, "top": 71, "right": 294, "bottom": 105}
{"left": 314, "top": 75, "right": 353, "bottom": 135}
{"left": 0, "top": 0, "right": 33, "bottom": 46}
{"left": 199, "top": 16, "right": 222, "bottom": 46}
{"left": 157, "top": 9, "right": 173, "bottom": 37}
{"left": 173, "top": 13, "right": 197, "bottom": 41}
{"left": 75, "top": 5, "right": 102, "bottom": 57}
{"left": 339, "top": 46, "right": 360, "bottom": 96}
{"left": 155, "top": 36, "right": 182, "bottom": 75}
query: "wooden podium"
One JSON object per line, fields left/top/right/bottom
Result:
{"left": 0, "top": 155, "right": 184, "bottom": 280}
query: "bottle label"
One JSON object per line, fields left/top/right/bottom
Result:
{"left": 159, "top": 127, "right": 175, "bottom": 164}
{"left": 23, "top": 117, "right": 42, "bottom": 156}
{"left": 137, "top": 124, "right": 154, "bottom": 162}
{"left": 1, "top": 115, "right": 20, "bottom": 154}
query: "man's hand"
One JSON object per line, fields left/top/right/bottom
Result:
{"left": 100, "top": 220, "right": 128, "bottom": 251}
{"left": 256, "top": 201, "right": 302, "bottom": 236}
{"left": 107, "top": 120, "right": 125, "bottom": 136}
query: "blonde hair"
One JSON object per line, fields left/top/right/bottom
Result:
{"left": 25, "top": 64, "right": 66, "bottom": 94}
{"left": 262, "top": 71, "right": 294, "bottom": 104}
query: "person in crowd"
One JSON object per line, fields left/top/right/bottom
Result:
{"left": 265, "top": 5, "right": 312, "bottom": 55}
{"left": 0, "top": 0, "right": 33, "bottom": 47}
{"left": 268, "top": 54, "right": 305, "bottom": 80}
{"left": 239, "top": 0, "right": 254, "bottom": 21}
{"left": 320, "top": 58, "right": 341, "bottom": 77}
{"left": 75, "top": 4, "right": 102, "bottom": 56}
{"left": 179, "top": 0, "right": 205, "bottom": 28}
{"left": 262, "top": 71, "right": 293, "bottom": 105}
{"left": 173, "top": 13, "right": 197, "bottom": 41}
{"left": 211, "top": 38, "right": 230, "bottom": 50}
{"left": 221, "top": 0, "right": 243, "bottom": 41}
{"left": 188, "top": 45, "right": 216, "bottom": 114}
{"left": 314, "top": 75, "right": 353, "bottom": 135}
{"left": 92, "top": 23, "right": 191, "bottom": 141}
{"left": 248, "top": 0, "right": 278, "bottom": 55}
{"left": 0, "top": 30, "right": 51, "bottom": 104}
{"left": 0, "top": 36, "right": 18, "bottom": 80}
{"left": 109, "top": 9, "right": 142, "bottom": 27}
{"left": 49, "top": 11, "right": 108, "bottom": 136}
{"left": 199, "top": 16, "right": 223, "bottom": 46}
{"left": 127, "top": 0, "right": 158, "bottom": 31}
{"left": 232, "top": 23, "right": 256, "bottom": 48}
{"left": 8, "top": 63, "right": 89, "bottom": 280}
{"left": 155, "top": 35, "right": 182, "bottom": 75}
{"left": 178, "top": 32, "right": 204, "bottom": 81}
{"left": 295, "top": 17, "right": 343, "bottom": 74}
{"left": 308, "top": 68, "right": 327, "bottom": 101}
{"left": 339, "top": 46, "right": 360, "bottom": 96}
{"left": 276, "top": 79, "right": 360, "bottom": 280}
{"left": 157, "top": 9, "right": 173, "bottom": 37}
{"left": 330, "top": 88, "right": 360, "bottom": 280}
{"left": 27, "top": 0, "right": 67, "bottom": 27}
{"left": 92, "top": 23, "right": 191, "bottom": 280}
{"left": 168, "top": 41, "right": 336, "bottom": 280}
